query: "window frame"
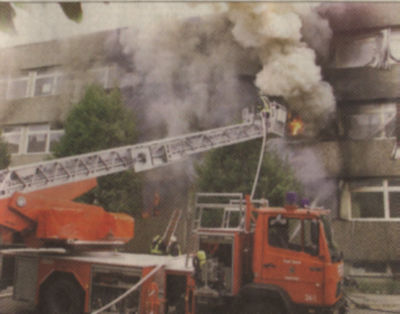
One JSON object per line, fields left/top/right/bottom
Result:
{"left": 33, "top": 73, "right": 60, "bottom": 97}
{"left": 1, "top": 66, "right": 114, "bottom": 101}
{"left": 268, "top": 216, "right": 319, "bottom": 256}
{"left": 1, "top": 124, "right": 64, "bottom": 156}
{"left": 341, "top": 103, "right": 397, "bottom": 140}
{"left": 348, "top": 179, "right": 400, "bottom": 221}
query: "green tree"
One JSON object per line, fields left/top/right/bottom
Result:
{"left": 0, "top": 133, "right": 10, "bottom": 169}
{"left": 54, "top": 85, "right": 142, "bottom": 215}
{"left": 195, "top": 140, "right": 302, "bottom": 206}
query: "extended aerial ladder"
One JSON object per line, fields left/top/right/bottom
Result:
{"left": 0, "top": 99, "right": 287, "bottom": 248}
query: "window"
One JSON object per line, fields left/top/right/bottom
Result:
{"left": 34, "top": 76, "right": 56, "bottom": 96}
{"left": 388, "top": 29, "right": 400, "bottom": 63}
{"left": 2, "top": 126, "right": 22, "bottom": 154}
{"left": 26, "top": 125, "right": 49, "bottom": 153}
{"left": 3, "top": 70, "right": 68, "bottom": 100}
{"left": 268, "top": 216, "right": 319, "bottom": 255}
{"left": 333, "top": 28, "right": 400, "bottom": 68}
{"left": 348, "top": 179, "right": 400, "bottom": 220}
{"left": 342, "top": 104, "right": 397, "bottom": 140}
{"left": 1, "top": 124, "right": 64, "bottom": 155}
{"left": 351, "top": 192, "right": 384, "bottom": 218}
{"left": 334, "top": 35, "right": 381, "bottom": 68}
{"left": 1, "top": 67, "right": 112, "bottom": 100}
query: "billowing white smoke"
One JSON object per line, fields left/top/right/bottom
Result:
{"left": 225, "top": 3, "right": 337, "bottom": 208}
{"left": 268, "top": 139, "right": 337, "bottom": 210}
{"left": 119, "top": 3, "right": 335, "bottom": 136}
{"left": 227, "top": 3, "right": 335, "bottom": 133}
{"left": 120, "top": 15, "right": 257, "bottom": 137}
{"left": 117, "top": 3, "right": 337, "bottom": 207}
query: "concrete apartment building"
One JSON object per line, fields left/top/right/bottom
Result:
{"left": 1, "top": 18, "right": 400, "bottom": 279}
{"left": 0, "top": 29, "right": 121, "bottom": 166}
{"left": 322, "top": 22, "right": 400, "bottom": 278}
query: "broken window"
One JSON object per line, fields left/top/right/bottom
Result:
{"left": 388, "top": 30, "right": 400, "bottom": 63}
{"left": 333, "top": 34, "right": 382, "bottom": 68}
{"left": 342, "top": 103, "right": 397, "bottom": 140}
{"left": 333, "top": 28, "right": 400, "bottom": 68}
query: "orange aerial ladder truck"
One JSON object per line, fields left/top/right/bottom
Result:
{"left": 0, "top": 99, "right": 345, "bottom": 314}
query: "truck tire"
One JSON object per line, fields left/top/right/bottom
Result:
{"left": 41, "top": 277, "right": 84, "bottom": 314}
{"left": 241, "top": 301, "right": 282, "bottom": 314}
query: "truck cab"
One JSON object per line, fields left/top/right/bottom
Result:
{"left": 252, "top": 207, "right": 344, "bottom": 312}
{"left": 192, "top": 193, "right": 345, "bottom": 314}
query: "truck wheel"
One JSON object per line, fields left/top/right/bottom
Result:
{"left": 242, "top": 301, "right": 282, "bottom": 314}
{"left": 41, "top": 277, "right": 84, "bottom": 314}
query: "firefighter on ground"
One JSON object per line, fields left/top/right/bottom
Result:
{"left": 151, "top": 235, "right": 181, "bottom": 256}
{"left": 150, "top": 234, "right": 166, "bottom": 255}
{"left": 192, "top": 250, "right": 207, "bottom": 285}
{"left": 168, "top": 236, "right": 181, "bottom": 256}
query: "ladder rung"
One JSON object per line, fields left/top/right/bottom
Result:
{"left": 0, "top": 104, "right": 287, "bottom": 199}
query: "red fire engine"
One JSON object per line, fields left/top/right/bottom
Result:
{"left": 0, "top": 101, "right": 345, "bottom": 313}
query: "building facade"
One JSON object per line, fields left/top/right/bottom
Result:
{"left": 323, "top": 25, "right": 400, "bottom": 278}
{"left": 0, "top": 30, "right": 122, "bottom": 166}
{"left": 1, "top": 22, "right": 400, "bottom": 278}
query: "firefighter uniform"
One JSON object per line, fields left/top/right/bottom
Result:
{"left": 150, "top": 235, "right": 166, "bottom": 255}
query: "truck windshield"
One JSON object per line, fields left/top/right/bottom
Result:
{"left": 321, "top": 215, "right": 342, "bottom": 262}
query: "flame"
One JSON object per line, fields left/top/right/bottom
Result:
{"left": 288, "top": 117, "right": 304, "bottom": 136}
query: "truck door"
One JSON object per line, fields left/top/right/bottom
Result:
{"left": 261, "top": 215, "right": 324, "bottom": 306}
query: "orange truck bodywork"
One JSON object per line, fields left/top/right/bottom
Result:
{"left": 0, "top": 179, "right": 134, "bottom": 247}
{"left": 194, "top": 196, "right": 345, "bottom": 313}
{"left": 251, "top": 207, "right": 343, "bottom": 308}
{"left": 0, "top": 188, "right": 344, "bottom": 313}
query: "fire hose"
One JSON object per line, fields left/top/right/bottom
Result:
{"left": 91, "top": 263, "right": 164, "bottom": 314}
{"left": 250, "top": 113, "right": 267, "bottom": 200}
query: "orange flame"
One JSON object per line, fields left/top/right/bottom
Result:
{"left": 288, "top": 117, "right": 304, "bottom": 136}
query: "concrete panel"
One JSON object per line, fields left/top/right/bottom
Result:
{"left": 332, "top": 219, "right": 400, "bottom": 261}
{"left": 293, "top": 139, "right": 400, "bottom": 178}
{"left": 0, "top": 29, "right": 115, "bottom": 75}
{"left": 324, "top": 65, "right": 400, "bottom": 101}
{"left": 0, "top": 95, "right": 72, "bottom": 125}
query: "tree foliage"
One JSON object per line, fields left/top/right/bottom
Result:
{"left": 195, "top": 140, "right": 303, "bottom": 206}
{"left": 0, "top": 133, "right": 10, "bottom": 169}
{"left": 54, "top": 85, "right": 142, "bottom": 215}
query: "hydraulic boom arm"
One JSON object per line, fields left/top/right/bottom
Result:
{"left": 0, "top": 100, "right": 286, "bottom": 247}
